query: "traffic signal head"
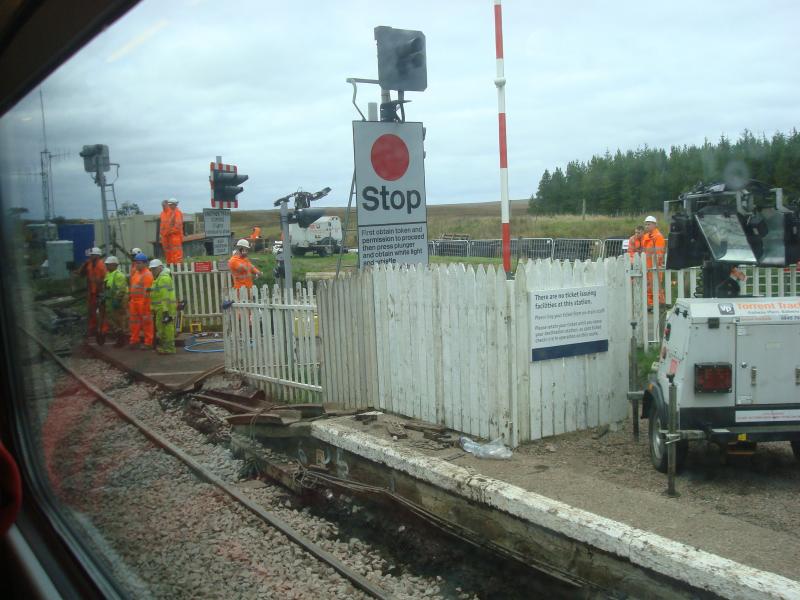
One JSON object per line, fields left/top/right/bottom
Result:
{"left": 374, "top": 26, "right": 427, "bottom": 92}
{"left": 289, "top": 208, "right": 324, "bottom": 229}
{"left": 79, "top": 144, "right": 110, "bottom": 173}
{"left": 210, "top": 162, "right": 248, "bottom": 208}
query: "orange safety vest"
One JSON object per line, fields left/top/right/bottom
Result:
{"left": 249, "top": 226, "right": 261, "bottom": 240}
{"left": 627, "top": 234, "right": 643, "bottom": 261}
{"left": 642, "top": 228, "right": 665, "bottom": 269}
{"left": 129, "top": 268, "right": 154, "bottom": 310}
{"left": 229, "top": 254, "right": 258, "bottom": 289}
{"left": 169, "top": 208, "right": 184, "bottom": 237}
{"left": 159, "top": 207, "right": 171, "bottom": 240}
{"left": 81, "top": 258, "right": 107, "bottom": 296}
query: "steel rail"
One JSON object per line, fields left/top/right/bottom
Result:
{"left": 25, "top": 329, "right": 393, "bottom": 600}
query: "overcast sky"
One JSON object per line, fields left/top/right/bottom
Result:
{"left": 1, "top": 0, "right": 799, "bottom": 219}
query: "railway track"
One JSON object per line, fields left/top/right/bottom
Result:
{"left": 25, "top": 328, "right": 394, "bottom": 600}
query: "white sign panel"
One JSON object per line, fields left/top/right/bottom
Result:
{"left": 212, "top": 236, "right": 230, "bottom": 256}
{"left": 353, "top": 121, "right": 428, "bottom": 268}
{"left": 203, "top": 208, "right": 231, "bottom": 238}
{"left": 530, "top": 285, "right": 609, "bottom": 361}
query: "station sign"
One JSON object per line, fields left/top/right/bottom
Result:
{"left": 353, "top": 121, "right": 428, "bottom": 268}
{"left": 530, "top": 285, "right": 609, "bottom": 361}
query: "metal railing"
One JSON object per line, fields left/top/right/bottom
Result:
{"left": 428, "top": 237, "right": 626, "bottom": 262}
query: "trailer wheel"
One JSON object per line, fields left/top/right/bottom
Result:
{"left": 791, "top": 441, "right": 800, "bottom": 462}
{"left": 317, "top": 247, "right": 328, "bottom": 257}
{"left": 648, "top": 402, "right": 687, "bottom": 473}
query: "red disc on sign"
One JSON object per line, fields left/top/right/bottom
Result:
{"left": 370, "top": 134, "right": 409, "bottom": 181}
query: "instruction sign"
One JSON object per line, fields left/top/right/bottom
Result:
{"left": 203, "top": 208, "right": 231, "bottom": 238}
{"left": 530, "top": 285, "right": 609, "bottom": 361}
{"left": 353, "top": 121, "right": 428, "bottom": 268}
{"left": 212, "top": 236, "right": 230, "bottom": 256}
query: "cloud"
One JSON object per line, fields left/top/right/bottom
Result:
{"left": 1, "top": 0, "right": 799, "bottom": 219}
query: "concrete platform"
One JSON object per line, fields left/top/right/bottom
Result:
{"left": 87, "top": 341, "right": 224, "bottom": 392}
{"left": 309, "top": 415, "right": 800, "bottom": 600}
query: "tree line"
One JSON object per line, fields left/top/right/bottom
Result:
{"left": 529, "top": 129, "right": 800, "bottom": 215}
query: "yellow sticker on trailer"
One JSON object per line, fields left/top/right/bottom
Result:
{"left": 737, "top": 433, "right": 747, "bottom": 441}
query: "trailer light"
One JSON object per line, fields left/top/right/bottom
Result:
{"left": 694, "top": 363, "right": 732, "bottom": 393}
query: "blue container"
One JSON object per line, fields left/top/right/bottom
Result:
{"left": 57, "top": 223, "right": 95, "bottom": 265}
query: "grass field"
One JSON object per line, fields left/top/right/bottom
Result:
{"left": 228, "top": 200, "right": 661, "bottom": 244}
{"left": 194, "top": 252, "right": 504, "bottom": 287}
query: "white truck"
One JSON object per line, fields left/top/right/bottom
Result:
{"left": 289, "top": 216, "right": 342, "bottom": 257}
{"left": 642, "top": 182, "right": 800, "bottom": 471}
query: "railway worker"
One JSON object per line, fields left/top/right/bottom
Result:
{"left": 627, "top": 225, "right": 644, "bottom": 264}
{"left": 101, "top": 256, "right": 128, "bottom": 347}
{"left": 129, "top": 247, "right": 142, "bottom": 264}
{"left": 229, "top": 239, "right": 261, "bottom": 296}
{"left": 249, "top": 225, "right": 262, "bottom": 251}
{"left": 128, "top": 253, "right": 154, "bottom": 349}
{"left": 77, "top": 246, "right": 107, "bottom": 338}
{"left": 148, "top": 259, "right": 177, "bottom": 355}
{"left": 159, "top": 197, "right": 184, "bottom": 264}
{"left": 642, "top": 215, "right": 666, "bottom": 308}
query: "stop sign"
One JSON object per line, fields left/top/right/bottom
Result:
{"left": 353, "top": 121, "right": 429, "bottom": 267}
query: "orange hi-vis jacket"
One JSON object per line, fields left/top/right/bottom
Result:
{"left": 627, "top": 234, "right": 643, "bottom": 262}
{"left": 249, "top": 226, "right": 261, "bottom": 239}
{"left": 80, "top": 257, "right": 107, "bottom": 296}
{"left": 229, "top": 254, "right": 259, "bottom": 289}
{"left": 129, "top": 268, "right": 154, "bottom": 312}
{"left": 642, "top": 227, "right": 666, "bottom": 268}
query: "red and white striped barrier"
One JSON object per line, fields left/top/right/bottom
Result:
{"left": 494, "top": 0, "right": 511, "bottom": 274}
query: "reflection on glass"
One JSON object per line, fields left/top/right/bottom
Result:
{"left": 695, "top": 212, "right": 757, "bottom": 264}
{"left": 758, "top": 210, "right": 787, "bottom": 266}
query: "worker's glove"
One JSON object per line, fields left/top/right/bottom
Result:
{"left": 221, "top": 300, "right": 234, "bottom": 310}
{"left": 162, "top": 314, "right": 173, "bottom": 324}
{"left": 177, "top": 300, "right": 187, "bottom": 311}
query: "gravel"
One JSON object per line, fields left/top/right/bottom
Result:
{"left": 37, "top": 355, "right": 453, "bottom": 600}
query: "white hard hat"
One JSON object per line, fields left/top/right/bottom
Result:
{"left": 149, "top": 258, "right": 163, "bottom": 269}
{"left": 104, "top": 256, "right": 119, "bottom": 265}
{"left": 89, "top": 247, "right": 102, "bottom": 256}
{"left": 131, "top": 247, "right": 142, "bottom": 255}
{"left": 236, "top": 239, "right": 251, "bottom": 249}
{"left": 167, "top": 197, "right": 178, "bottom": 205}
{"left": 644, "top": 215, "right": 657, "bottom": 223}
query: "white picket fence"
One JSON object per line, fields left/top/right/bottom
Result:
{"left": 170, "top": 262, "right": 232, "bottom": 329}
{"left": 223, "top": 283, "right": 320, "bottom": 402}
{"left": 318, "top": 257, "right": 630, "bottom": 446}
{"left": 630, "top": 253, "right": 800, "bottom": 346}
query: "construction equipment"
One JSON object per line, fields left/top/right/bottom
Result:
{"left": 643, "top": 181, "right": 800, "bottom": 473}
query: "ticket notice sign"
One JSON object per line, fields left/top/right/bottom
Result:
{"left": 353, "top": 121, "right": 429, "bottom": 268}
{"left": 530, "top": 285, "right": 609, "bottom": 361}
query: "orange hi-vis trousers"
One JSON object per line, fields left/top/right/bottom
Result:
{"left": 129, "top": 306, "right": 154, "bottom": 345}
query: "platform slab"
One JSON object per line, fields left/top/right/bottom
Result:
{"left": 311, "top": 416, "right": 800, "bottom": 600}
{"left": 87, "top": 342, "right": 224, "bottom": 391}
